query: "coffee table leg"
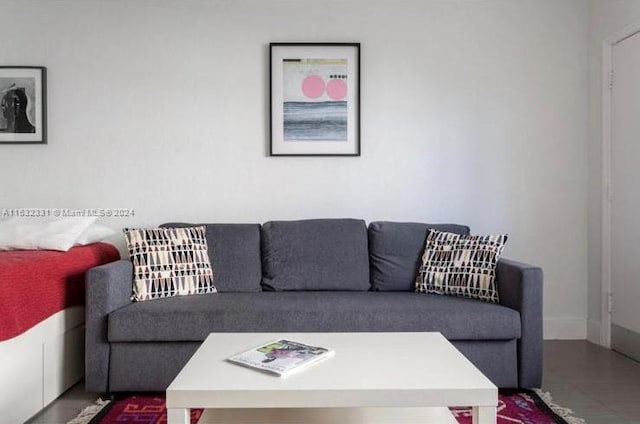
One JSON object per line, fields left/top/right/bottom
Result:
{"left": 167, "top": 407, "right": 189, "bottom": 424}
{"left": 472, "top": 406, "right": 496, "bottom": 424}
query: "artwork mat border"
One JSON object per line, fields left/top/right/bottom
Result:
{"left": 270, "top": 43, "right": 360, "bottom": 156}
{"left": 0, "top": 66, "right": 47, "bottom": 145}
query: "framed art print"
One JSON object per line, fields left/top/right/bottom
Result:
{"left": 0, "top": 66, "right": 47, "bottom": 144}
{"left": 270, "top": 43, "right": 360, "bottom": 156}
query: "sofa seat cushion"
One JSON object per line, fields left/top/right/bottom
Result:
{"left": 108, "top": 292, "right": 520, "bottom": 342}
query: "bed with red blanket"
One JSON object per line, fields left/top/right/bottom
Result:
{"left": 0, "top": 243, "right": 120, "bottom": 423}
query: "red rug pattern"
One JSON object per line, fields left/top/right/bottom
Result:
{"left": 84, "top": 390, "right": 578, "bottom": 424}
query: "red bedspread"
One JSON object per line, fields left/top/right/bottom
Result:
{"left": 0, "top": 243, "right": 120, "bottom": 341}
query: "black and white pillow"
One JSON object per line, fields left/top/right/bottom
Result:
{"left": 124, "top": 226, "right": 216, "bottom": 302}
{"left": 415, "top": 229, "right": 507, "bottom": 303}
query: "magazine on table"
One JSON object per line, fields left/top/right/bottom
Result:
{"left": 227, "top": 339, "right": 335, "bottom": 377}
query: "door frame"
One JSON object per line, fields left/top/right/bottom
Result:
{"left": 601, "top": 21, "right": 640, "bottom": 348}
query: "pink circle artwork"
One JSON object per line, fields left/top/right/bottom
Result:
{"left": 301, "top": 75, "right": 325, "bottom": 99}
{"left": 326, "top": 79, "right": 347, "bottom": 100}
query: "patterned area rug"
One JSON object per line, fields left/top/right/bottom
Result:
{"left": 69, "top": 390, "right": 584, "bottom": 424}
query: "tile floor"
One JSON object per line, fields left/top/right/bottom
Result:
{"left": 543, "top": 340, "right": 640, "bottom": 423}
{"left": 24, "top": 340, "right": 640, "bottom": 424}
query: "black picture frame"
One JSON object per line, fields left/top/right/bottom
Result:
{"left": 269, "top": 43, "right": 360, "bottom": 156}
{"left": 0, "top": 66, "right": 47, "bottom": 145}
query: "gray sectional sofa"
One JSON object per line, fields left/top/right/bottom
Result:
{"left": 85, "top": 219, "right": 543, "bottom": 393}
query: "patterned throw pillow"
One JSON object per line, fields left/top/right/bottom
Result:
{"left": 415, "top": 229, "right": 507, "bottom": 303}
{"left": 124, "top": 226, "right": 216, "bottom": 302}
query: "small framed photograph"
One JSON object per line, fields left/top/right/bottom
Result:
{"left": 0, "top": 67, "right": 47, "bottom": 144}
{"left": 270, "top": 43, "right": 360, "bottom": 156}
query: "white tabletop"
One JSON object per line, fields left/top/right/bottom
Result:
{"left": 167, "top": 332, "right": 497, "bottom": 410}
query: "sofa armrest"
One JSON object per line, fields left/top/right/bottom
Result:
{"left": 496, "top": 258, "right": 543, "bottom": 388}
{"left": 85, "top": 260, "right": 133, "bottom": 393}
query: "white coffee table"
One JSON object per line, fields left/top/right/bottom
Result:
{"left": 166, "top": 332, "right": 497, "bottom": 424}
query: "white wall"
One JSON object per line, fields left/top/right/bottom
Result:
{"left": 0, "top": 0, "right": 589, "bottom": 338}
{"left": 587, "top": 0, "right": 640, "bottom": 344}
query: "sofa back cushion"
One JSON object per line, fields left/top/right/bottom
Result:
{"left": 368, "top": 221, "right": 470, "bottom": 291}
{"left": 162, "top": 223, "right": 262, "bottom": 292}
{"left": 261, "top": 219, "right": 370, "bottom": 291}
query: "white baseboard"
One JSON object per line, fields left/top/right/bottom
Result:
{"left": 587, "top": 319, "right": 602, "bottom": 345}
{"left": 543, "top": 318, "right": 587, "bottom": 339}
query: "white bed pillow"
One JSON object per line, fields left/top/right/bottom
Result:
{"left": 75, "top": 224, "right": 115, "bottom": 245}
{"left": 0, "top": 217, "right": 97, "bottom": 251}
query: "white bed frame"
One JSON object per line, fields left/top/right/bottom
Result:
{"left": 0, "top": 306, "right": 85, "bottom": 423}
